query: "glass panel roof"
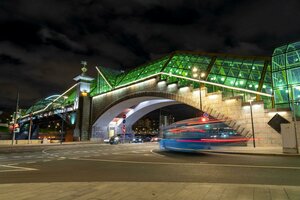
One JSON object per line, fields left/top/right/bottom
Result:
{"left": 25, "top": 95, "right": 64, "bottom": 114}
{"left": 162, "top": 54, "right": 212, "bottom": 78}
{"left": 287, "top": 41, "right": 300, "bottom": 52}
{"left": 89, "top": 52, "right": 271, "bottom": 95}
{"left": 273, "top": 45, "right": 287, "bottom": 56}
{"left": 272, "top": 41, "right": 300, "bottom": 56}
{"left": 22, "top": 50, "right": 274, "bottom": 116}
{"left": 116, "top": 56, "right": 170, "bottom": 86}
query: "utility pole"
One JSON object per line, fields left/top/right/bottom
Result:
{"left": 291, "top": 86, "right": 299, "bottom": 154}
{"left": 249, "top": 100, "right": 256, "bottom": 148}
{"left": 60, "top": 96, "right": 68, "bottom": 144}
{"left": 28, "top": 113, "right": 33, "bottom": 144}
{"left": 11, "top": 91, "right": 19, "bottom": 145}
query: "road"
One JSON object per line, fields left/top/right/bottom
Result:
{"left": 1, "top": 142, "right": 300, "bottom": 186}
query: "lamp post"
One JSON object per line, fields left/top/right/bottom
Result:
{"left": 249, "top": 99, "right": 256, "bottom": 148}
{"left": 28, "top": 112, "right": 33, "bottom": 144}
{"left": 60, "top": 96, "right": 68, "bottom": 144}
{"left": 11, "top": 91, "right": 19, "bottom": 145}
{"left": 192, "top": 67, "right": 205, "bottom": 113}
{"left": 291, "top": 85, "right": 299, "bottom": 154}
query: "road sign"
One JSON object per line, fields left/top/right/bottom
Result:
{"left": 203, "top": 112, "right": 209, "bottom": 118}
{"left": 122, "top": 114, "right": 126, "bottom": 119}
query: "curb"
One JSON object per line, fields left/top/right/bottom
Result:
{"left": 202, "top": 150, "right": 300, "bottom": 157}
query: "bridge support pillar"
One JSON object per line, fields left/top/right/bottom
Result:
{"left": 73, "top": 62, "right": 94, "bottom": 141}
{"left": 75, "top": 95, "right": 92, "bottom": 141}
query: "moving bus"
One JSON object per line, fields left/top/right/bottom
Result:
{"left": 159, "top": 117, "right": 248, "bottom": 152}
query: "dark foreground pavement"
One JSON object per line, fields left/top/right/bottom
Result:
{"left": 1, "top": 142, "right": 300, "bottom": 200}
{"left": 1, "top": 182, "right": 300, "bottom": 200}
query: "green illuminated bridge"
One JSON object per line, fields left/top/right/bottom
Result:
{"left": 19, "top": 41, "right": 300, "bottom": 147}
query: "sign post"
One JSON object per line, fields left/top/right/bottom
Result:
{"left": 203, "top": 112, "right": 209, "bottom": 118}
{"left": 122, "top": 114, "right": 126, "bottom": 143}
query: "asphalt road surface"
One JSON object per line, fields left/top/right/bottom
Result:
{"left": 1, "top": 142, "right": 300, "bottom": 186}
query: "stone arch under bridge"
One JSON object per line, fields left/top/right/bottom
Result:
{"left": 90, "top": 78, "right": 291, "bottom": 146}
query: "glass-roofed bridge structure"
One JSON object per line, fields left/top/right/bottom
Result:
{"left": 92, "top": 51, "right": 272, "bottom": 104}
{"left": 17, "top": 41, "right": 300, "bottom": 147}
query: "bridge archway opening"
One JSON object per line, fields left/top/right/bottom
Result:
{"left": 91, "top": 96, "right": 200, "bottom": 141}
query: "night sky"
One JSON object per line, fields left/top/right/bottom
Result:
{"left": 1, "top": 0, "right": 300, "bottom": 111}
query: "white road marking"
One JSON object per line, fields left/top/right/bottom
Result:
{"left": 12, "top": 156, "right": 21, "bottom": 158}
{"left": 150, "top": 149, "right": 165, "bottom": 157}
{"left": 69, "top": 158, "right": 300, "bottom": 170}
{"left": 7, "top": 163, "right": 19, "bottom": 166}
{"left": 26, "top": 161, "right": 36, "bottom": 164}
{"left": 0, "top": 165, "right": 37, "bottom": 172}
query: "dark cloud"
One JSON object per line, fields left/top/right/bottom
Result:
{"left": 0, "top": 54, "right": 23, "bottom": 65}
{"left": 1, "top": 0, "right": 300, "bottom": 110}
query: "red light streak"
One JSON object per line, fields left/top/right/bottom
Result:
{"left": 176, "top": 138, "right": 252, "bottom": 143}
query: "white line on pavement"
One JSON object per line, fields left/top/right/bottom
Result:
{"left": 26, "top": 161, "right": 36, "bottom": 164}
{"left": 150, "top": 149, "right": 165, "bottom": 157}
{"left": 0, "top": 165, "right": 38, "bottom": 172}
{"left": 69, "top": 158, "right": 300, "bottom": 170}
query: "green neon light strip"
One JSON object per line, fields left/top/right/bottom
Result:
{"left": 160, "top": 72, "right": 272, "bottom": 97}
{"left": 102, "top": 72, "right": 272, "bottom": 97}
{"left": 95, "top": 66, "right": 113, "bottom": 89}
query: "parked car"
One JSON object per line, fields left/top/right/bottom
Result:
{"left": 109, "top": 136, "right": 120, "bottom": 145}
{"left": 117, "top": 133, "right": 134, "bottom": 143}
{"left": 142, "top": 136, "right": 152, "bottom": 142}
{"left": 150, "top": 137, "right": 161, "bottom": 142}
{"left": 132, "top": 136, "right": 143, "bottom": 143}
{"left": 103, "top": 138, "right": 110, "bottom": 143}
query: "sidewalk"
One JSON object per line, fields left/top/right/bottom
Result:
{"left": 0, "top": 182, "right": 299, "bottom": 200}
{"left": 203, "top": 146, "right": 300, "bottom": 156}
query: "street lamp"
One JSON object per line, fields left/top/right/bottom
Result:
{"left": 291, "top": 85, "right": 299, "bottom": 154}
{"left": 28, "top": 104, "right": 36, "bottom": 144}
{"left": 192, "top": 67, "right": 206, "bottom": 113}
{"left": 249, "top": 99, "right": 256, "bottom": 148}
{"left": 28, "top": 112, "right": 33, "bottom": 144}
{"left": 11, "top": 92, "right": 19, "bottom": 145}
{"left": 60, "top": 96, "right": 68, "bottom": 144}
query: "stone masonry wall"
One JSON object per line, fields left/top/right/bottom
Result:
{"left": 92, "top": 78, "right": 291, "bottom": 147}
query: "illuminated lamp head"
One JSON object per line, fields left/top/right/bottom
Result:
{"left": 81, "top": 90, "right": 88, "bottom": 97}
